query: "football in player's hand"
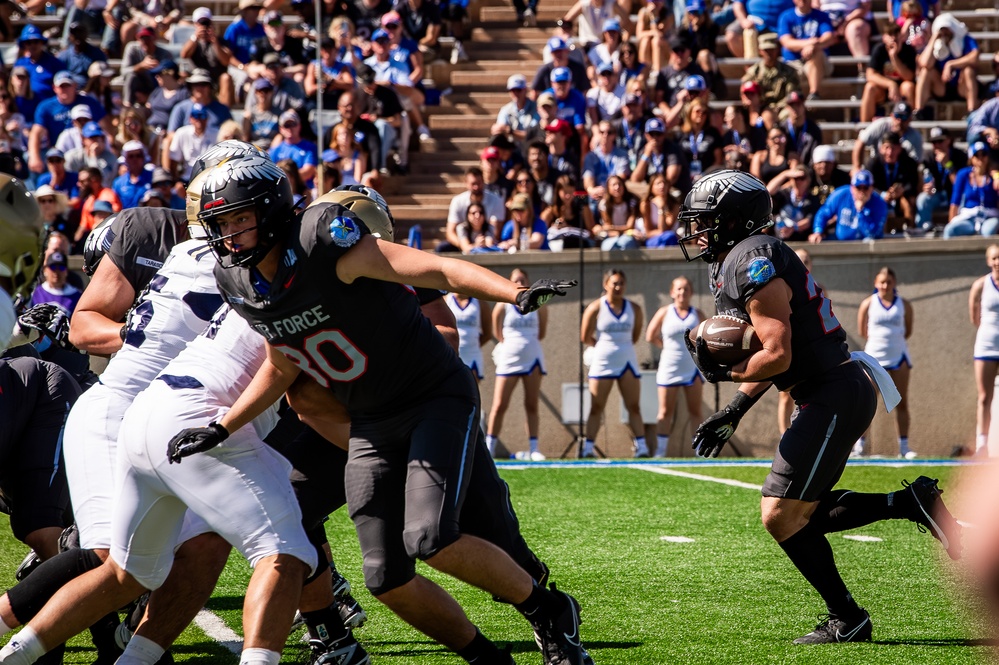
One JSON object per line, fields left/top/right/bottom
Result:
{"left": 688, "top": 315, "right": 763, "bottom": 366}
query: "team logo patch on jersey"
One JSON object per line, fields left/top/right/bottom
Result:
{"left": 329, "top": 216, "right": 361, "bottom": 247}
{"left": 746, "top": 257, "right": 775, "bottom": 286}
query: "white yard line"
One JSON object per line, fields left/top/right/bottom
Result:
{"left": 194, "top": 608, "right": 243, "bottom": 655}
{"left": 631, "top": 465, "right": 764, "bottom": 490}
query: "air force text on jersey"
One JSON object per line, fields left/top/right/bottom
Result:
{"left": 250, "top": 304, "right": 331, "bottom": 340}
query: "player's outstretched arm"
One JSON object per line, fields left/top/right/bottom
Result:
{"left": 69, "top": 258, "right": 137, "bottom": 355}
{"left": 337, "top": 237, "right": 575, "bottom": 311}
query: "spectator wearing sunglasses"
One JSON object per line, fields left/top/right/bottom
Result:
{"left": 30, "top": 252, "right": 82, "bottom": 315}
{"left": 767, "top": 165, "right": 821, "bottom": 241}
{"left": 809, "top": 169, "right": 888, "bottom": 242}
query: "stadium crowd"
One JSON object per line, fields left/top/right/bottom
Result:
{"left": 433, "top": 0, "right": 999, "bottom": 253}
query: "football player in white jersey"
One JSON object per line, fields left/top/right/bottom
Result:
{"left": 857, "top": 266, "right": 914, "bottom": 458}
{"left": 486, "top": 269, "right": 548, "bottom": 460}
{"left": 645, "top": 276, "right": 705, "bottom": 458}
{"left": 580, "top": 269, "right": 646, "bottom": 458}
{"left": 969, "top": 244, "right": 999, "bottom": 456}
{"left": 0, "top": 302, "right": 358, "bottom": 665}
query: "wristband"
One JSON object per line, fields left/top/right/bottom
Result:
{"left": 728, "top": 388, "right": 765, "bottom": 416}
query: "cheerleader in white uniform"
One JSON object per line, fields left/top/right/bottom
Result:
{"left": 446, "top": 293, "right": 492, "bottom": 381}
{"left": 645, "top": 276, "right": 705, "bottom": 458}
{"left": 857, "top": 266, "right": 914, "bottom": 458}
{"left": 486, "top": 269, "right": 547, "bottom": 459}
{"left": 580, "top": 269, "right": 646, "bottom": 457}
{"left": 970, "top": 244, "right": 999, "bottom": 455}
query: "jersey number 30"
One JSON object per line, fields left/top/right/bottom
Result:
{"left": 275, "top": 330, "right": 368, "bottom": 386}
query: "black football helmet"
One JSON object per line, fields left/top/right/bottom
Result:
{"left": 678, "top": 170, "right": 774, "bottom": 263}
{"left": 82, "top": 213, "right": 117, "bottom": 276}
{"left": 197, "top": 155, "right": 296, "bottom": 268}
{"left": 189, "top": 140, "right": 270, "bottom": 184}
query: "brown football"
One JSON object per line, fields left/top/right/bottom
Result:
{"left": 689, "top": 315, "right": 764, "bottom": 366}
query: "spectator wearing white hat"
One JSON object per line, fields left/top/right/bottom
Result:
{"left": 33, "top": 185, "right": 74, "bottom": 239}
{"left": 166, "top": 104, "right": 218, "bottom": 181}
{"left": 809, "top": 143, "right": 849, "bottom": 205}
{"left": 268, "top": 109, "right": 318, "bottom": 186}
{"left": 586, "top": 63, "right": 626, "bottom": 125}
{"left": 112, "top": 140, "right": 153, "bottom": 209}
{"left": 492, "top": 74, "right": 538, "bottom": 148}
{"left": 53, "top": 104, "right": 93, "bottom": 155}
{"left": 181, "top": 8, "right": 236, "bottom": 107}
{"left": 36, "top": 148, "right": 79, "bottom": 203}
{"left": 65, "top": 121, "right": 117, "bottom": 187}
{"left": 28, "top": 71, "right": 106, "bottom": 176}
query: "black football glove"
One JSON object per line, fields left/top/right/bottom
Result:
{"left": 692, "top": 391, "right": 758, "bottom": 458}
{"left": 167, "top": 422, "right": 229, "bottom": 464}
{"left": 515, "top": 279, "right": 577, "bottom": 314}
{"left": 683, "top": 328, "right": 732, "bottom": 383}
{"left": 17, "top": 303, "right": 76, "bottom": 350}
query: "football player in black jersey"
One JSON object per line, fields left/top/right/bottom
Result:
{"left": 172, "top": 159, "right": 583, "bottom": 665}
{"left": 678, "top": 170, "right": 962, "bottom": 645}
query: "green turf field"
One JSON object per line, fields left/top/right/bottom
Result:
{"left": 0, "top": 463, "right": 991, "bottom": 664}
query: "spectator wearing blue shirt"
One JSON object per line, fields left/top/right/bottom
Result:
{"left": 582, "top": 120, "right": 631, "bottom": 201}
{"left": 10, "top": 66, "right": 41, "bottom": 129}
{"left": 943, "top": 142, "right": 999, "bottom": 238}
{"left": 167, "top": 70, "right": 233, "bottom": 134}
{"left": 112, "top": 140, "right": 153, "bottom": 209}
{"left": 36, "top": 149, "right": 79, "bottom": 203}
{"left": 777, "top": 0, "right": 836, "bottom": 99}
{"left": 58, "top": 23, "right": 107, "bottom": 87}
{"left": 810, "top": 170, "right": 888, "bottom": 242}
{"left": 14, "top": 26, "right": 64, "bottom": 103}
{"left": 269, "top": 110, "right": 317, "bottom": 187}
{"left": 223, "top": 0, "right": 266, "bottom": 92}
{"left": 724, "top": 0, "right": 794, "bottom": 58}
{"left": 498, "top": 193, "right": 549, "bottom": 251}
{"left": 28, "top": 72, "right": 105, "bottom": 176}
{"left": 382, "top": 11, "right": 424, "bottom": 87}
{"left": 546, "top": 67, "right": 587, "bottom": 139}
{"left": 915, "top": 14, "right": 979, "bottom": 118}
{"left": 366, "top": 29, "right": 432, "bottom": 140}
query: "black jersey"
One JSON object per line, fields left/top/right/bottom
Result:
{"left": 105, "top": 208, "right": 189, "bottom": 294}
{"left": 710, "top": 234, "right": 848, "bottom": 391}
{"left": 215, "top": 202, "right": 463, "bottom": 418}
{"left": 0, "top": 357, "right": 80, "bottom": 460}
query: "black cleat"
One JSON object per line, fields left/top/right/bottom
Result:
{"left": 793, "top": 610, "right": 872, "bottom": 644}
{"left": 308, "top": 636, "right": 370, "bottom": 665}
{"left": 331, "top": 567, "right": 367, "bottom": 629}
{"left": 902, "top": 476, "right": 962, "bottom": 560}
{"left": 532, "top": 585, "right": 585, "bottom": 665}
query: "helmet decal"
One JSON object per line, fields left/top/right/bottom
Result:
{"left": 205, "top": 156, "right": 285, "bottom": 195}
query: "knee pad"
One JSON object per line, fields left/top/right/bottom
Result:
{"left": 7, "top": 547, "right": 103, "bottom": 622}
{"left": 402, "top": 520, "right": 461, "bottom": 563}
